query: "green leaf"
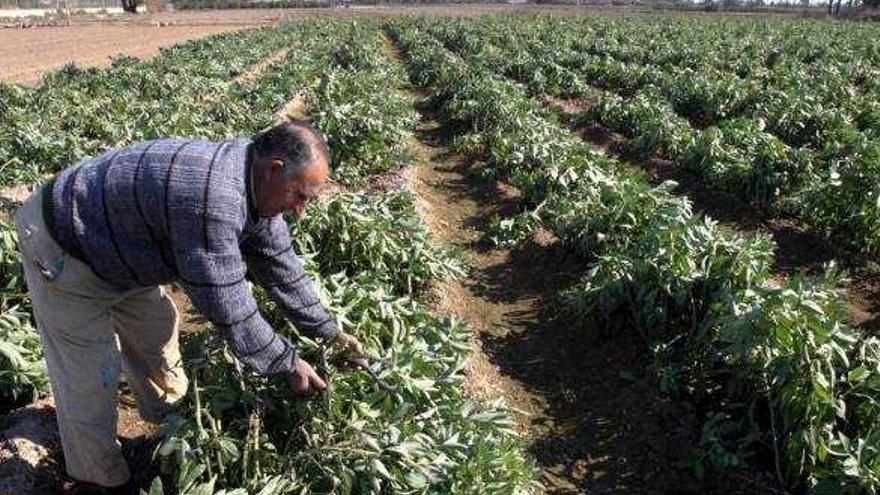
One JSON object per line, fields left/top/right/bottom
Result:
{"left": 405, "top": 470, "right": 429, "bottom": 489}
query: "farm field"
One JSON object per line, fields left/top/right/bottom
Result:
{"left": 2, "top": 11, "right": 880, "bottom": 495}
{"left": 0, "top": 25, "right": 249, "bottom": 85}
{"left": 0, "top": 5, "right": 592, "bottom": 86}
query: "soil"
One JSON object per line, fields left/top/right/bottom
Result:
{"left": 0, "top": 397, "right": 63, "bottom": 494}
{"left": 385, "top": 36, "right": 772, "bottom": 494}
{"left": 275, "top": 88, "right": 310, "bottom": 122}
{"left": 0, "top": 24, "right": 249, "bottom": 86}
{"left": 166, "top": 284, "right": 210, "bottom": 336}
{"left": 0, "top": 181, "right": 38, "bottom": 209}
{"left": 233, "top": 47, "right": 289, "bottom": 85}
{"left": 847, "top": 273, "right": 880, "bottom": 334}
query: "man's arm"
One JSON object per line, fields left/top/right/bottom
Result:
{"left": 241, "top": 216, "right": 338, "bottom": 342}
{"left": 175, "top": 224, "right": 298, "bottom": 375}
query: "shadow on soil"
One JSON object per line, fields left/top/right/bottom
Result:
{"left": 414, "top": 103, "right": 769, "bottom": 494}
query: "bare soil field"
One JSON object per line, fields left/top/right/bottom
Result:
{"left": 0, "top": 24, "right": 247, "bottom": 85}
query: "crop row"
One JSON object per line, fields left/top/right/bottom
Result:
{"left": 306, "top": 24, "right": 417, "bottom": 184}
{"left": 389, "top": 18, "right": 880, "bottom": 493}
{"left": 424, "top": 15, "right": 880, "bottom": 257}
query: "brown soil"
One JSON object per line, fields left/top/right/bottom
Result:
{"left": 0, "top": 397, "right": 63, "bottom": 494}
{"left": 0, "top": 181, "right": 38, "bottom": 209}
{"left": 543, "top": 94, "right": 596, "bottom": 117}
{"left": 0, "top": 24, "right": 250, "bottom": 86}
{"left": 166, "top": 284, "right": 210, "bottom": 335}
{"left": 390, "top": 47, "right": 769, "bottom": 495}
{"left": 847, "top": 274, "right": 880, "bottom": 334}
{"left": 233, "top": 47, "right": 289, "bottom": 85}
{"left": 275, "top": 72, "right": 322, "bottom": 123}
{"left": 275, "top": 89, "right": 310, "bottom": 122}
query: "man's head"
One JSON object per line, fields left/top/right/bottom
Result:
{"left": 250, "top": 120, "right": 330, "bottom": 218}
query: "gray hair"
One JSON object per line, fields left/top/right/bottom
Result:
{"left": 251, "top": 120, "right": 330, "bottom": 177}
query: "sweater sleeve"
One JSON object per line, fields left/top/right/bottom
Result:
{"left": 176, "top": 220, "right": 296, "bottom": 375}
{"left": 242, "top": 215, "right": 339, "bottom": 342}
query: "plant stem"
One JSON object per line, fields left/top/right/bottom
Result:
{"left": 192, "top": 370, "right": 212, "bottom": 480}
{"left": 765, "top": 373, "right": 788, "bottom": 492}
{"left": 208, "top": 412, "right": 226, "bottom": 478}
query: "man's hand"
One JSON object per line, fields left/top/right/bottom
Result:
{"left": 333, "top": 331, "right": 369, "bottom": 369}
{"left": 291, "top": 357, "right": 327, "bottom": 395}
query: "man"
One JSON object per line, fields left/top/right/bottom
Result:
{"left": 15, "top": 120, "right": 365, "bottom": 493}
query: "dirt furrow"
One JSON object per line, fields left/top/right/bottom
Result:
{"left": 274, "top": 91, "right": 307, "bottom": 122}
{"left": 234, "top": 47, "right": 290, "bottom": 85}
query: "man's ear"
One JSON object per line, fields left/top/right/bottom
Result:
{"left": 270, "top": 158, "right": 285, "bottom": 175}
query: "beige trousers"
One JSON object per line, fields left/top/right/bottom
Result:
{"left": 15, "top": 187, "right": 189, "bottom": 487}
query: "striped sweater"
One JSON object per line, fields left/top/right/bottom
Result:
{"left": 45, "top": 138, "right": 338, "bottom": 375}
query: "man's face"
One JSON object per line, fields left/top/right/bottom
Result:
{"left": 260, "top": 154, "right": 329, "bottom": 218}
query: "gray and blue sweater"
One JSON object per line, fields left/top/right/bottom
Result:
{"left": 44, "top": 138, "right": 337, "bottom": 375}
